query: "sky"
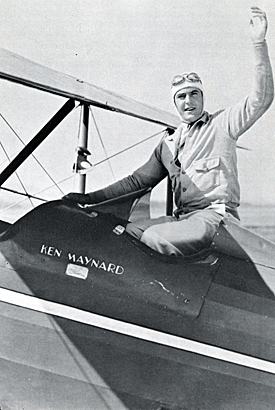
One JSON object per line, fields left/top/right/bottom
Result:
{"left": 0, "top": 0, "right": 274, "bottom": 222}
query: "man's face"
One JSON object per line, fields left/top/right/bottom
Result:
{"left": 174, "top": 87, "right": 203, "bottom": 123}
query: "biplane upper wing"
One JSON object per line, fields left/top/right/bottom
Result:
{"left": 0, "top": 48, "right": 179, "bottom": 128}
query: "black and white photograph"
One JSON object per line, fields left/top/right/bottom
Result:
{"left": 0, "top": 1, "right": 274, "bottom": 409}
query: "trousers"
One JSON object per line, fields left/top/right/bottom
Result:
{"left": 126, "top": 208, "right": 232, "bottom": 256}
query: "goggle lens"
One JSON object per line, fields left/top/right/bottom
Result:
{"left": 172, "top": 72, "right": 201, "bottom": 87}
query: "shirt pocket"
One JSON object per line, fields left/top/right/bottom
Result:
{"left": 191, "top": 157, "right": 220, "bottom": 192}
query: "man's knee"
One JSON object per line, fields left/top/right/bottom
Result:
{"left": 140, "top": 228, "right": 184, "bottom": 256}
{"left": 127, "top": 211, "right": 223, "bottom": 256}
{"left": 126, "top": 215, "right": 174, "bottom": 240}
{"left": 140, "top": 213, "right": 221, "bottom": 256}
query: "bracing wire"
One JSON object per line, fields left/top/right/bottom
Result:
{"left": 0, "top": 106, "right": 166, "bottom": 213}
{"left": 91, "top": 128, "right": 165, "bottom": 168}
{"left": 0, "top": 187, "right": 47, "bottom": 216}
{"left": 15, "top": 127, "right": 167, "bottom": 204}
{"left": 0, "top": 103, "right": 81, "bottom": 210}
{"left": 89, "top": 106, "right": 116, "bottom": 181}
{"left": 0, "top": 109, "right": 80, "bottom": 197}
{"left": 0, "top": 112, "right": 64, "bottom": 195}
{"left": 41, "top": 128, "right": 166, "bottom": 190}
{"left": 0, "top": 140, "right": 35, "bottom": 208}
{"left": 0, "top": 186, "right": 46, "bottom": 201}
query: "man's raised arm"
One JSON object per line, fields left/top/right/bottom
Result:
{"left": 220, "top": 7, "right": 274, "bottom": 140}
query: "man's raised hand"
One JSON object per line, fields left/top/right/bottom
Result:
{"left": 249, "top": 7, "right": 268, "bottom": 43}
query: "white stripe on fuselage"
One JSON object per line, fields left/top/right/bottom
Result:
{"left": 0, "top": 287, "right": 274, "bottom": 375}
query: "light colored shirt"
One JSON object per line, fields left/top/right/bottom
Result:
{"left": 89, "top": 41, "right": 274, "bottom": 217}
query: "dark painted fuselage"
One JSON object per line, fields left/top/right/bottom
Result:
{"left": 0, "top": 200, "right": 275, "bottom": 410}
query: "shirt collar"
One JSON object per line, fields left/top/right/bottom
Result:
{"left": 189, "top": 111, "right": 209, "bottom": 127}
{"left": 167, "top": 111, "right": 209, "bottom": 141}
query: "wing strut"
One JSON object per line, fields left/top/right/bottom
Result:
{"left": 74, "top": 103, "right": 90, "bottom": 193}
{"left": 0, "top": 98, "right": 75, "bottom": 187}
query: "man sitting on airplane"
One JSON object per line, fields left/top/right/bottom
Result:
{"left": 63, "top": 7, "right": 274, "bottom": 257}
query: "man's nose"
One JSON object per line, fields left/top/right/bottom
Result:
{"left": 185, "top": 94, "right": 191, "bottom": 104}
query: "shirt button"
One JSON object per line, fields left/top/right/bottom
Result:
{"left": 182, "top": 170, "right": 186, "bottom": 174}
{"left": 182, "top": 187, "right": 187, "bottom": 192}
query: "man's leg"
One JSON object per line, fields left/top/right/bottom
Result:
{"left": 139, "top": 209, "right": 224, "bottom": 256}
{"left": 126, "top": 215, "right": 174, "bottom": 240}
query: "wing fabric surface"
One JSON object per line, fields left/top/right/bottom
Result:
{"left": 0, "top": 48, "right": 179, "bottom": 128}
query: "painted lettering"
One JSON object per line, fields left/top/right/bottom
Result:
{"left": 68, "top": 253, "right": 76, "bottom": 262}
{"left": 91, "top": 259, "right": 99, "bottom": 268}
{"left": 40, "top": 245, "right": 62, "bottom": 257}
{"left": 47, "top": 247, "right": 55, "bottom": 256}
{"left": 84, "top": 256, "right": 93, "bottom": 265}
{"left": 54, "top": 249, "right": 62, "bottom": 257}
{"left": 76, "top": 256, "right": 84, "bottom": 265}
{"left": 99, "top": 262, "right": 107, "bottom": 271}
{"left": 115, "top": 266, "right": 124, "bottom": 275}
{"left": 40, "top": 246, "right": 123, "bottom": 274}
{"left": 40, "top": 244, "right": 48, "bottom": 254}
{"left": 66, "top": 252, "right": 125, "bottom": 275}
{"left": 107, "top": 263, "right": 116, "bottom": 273}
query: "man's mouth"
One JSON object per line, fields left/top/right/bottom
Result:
{"left": 185, "top": 107, "right": 195, "bottom": 112}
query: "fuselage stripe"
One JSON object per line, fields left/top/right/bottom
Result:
{"left": 0, "top": 287, "right": 274, "bottom": 374}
